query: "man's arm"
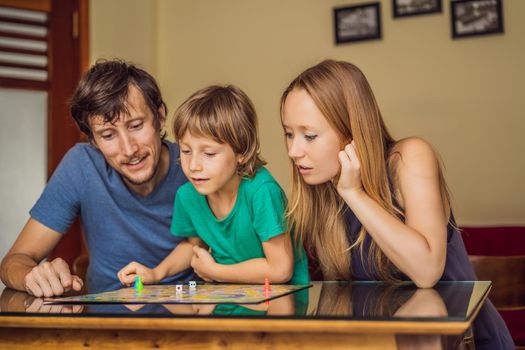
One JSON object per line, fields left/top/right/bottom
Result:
{"left": 0, "top": 218, "right": 82, "bottom": 297}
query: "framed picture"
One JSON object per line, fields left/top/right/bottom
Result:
{"left": 334, "top": 3, "right": 382, "bottom": 44}
{"left": 392, "top": 0, "right": 442, "bottom": 18}
{"left": 451, "top": 0, "right": 504, "bottom": 39}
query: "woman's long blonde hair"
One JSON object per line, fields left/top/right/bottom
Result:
{"left": 281, "top": 60, "right": 451, "bottom": 282}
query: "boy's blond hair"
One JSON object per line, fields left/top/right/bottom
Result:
{"left": 173, "top": 85, "right": 266, "bottom": 177}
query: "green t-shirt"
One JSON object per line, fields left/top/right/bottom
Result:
{"left": 170, "top": 167, "right": 309, "bottom": 284}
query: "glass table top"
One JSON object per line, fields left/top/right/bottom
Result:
{"left": 0, "top": 281, "right": 491, "bottom": 322}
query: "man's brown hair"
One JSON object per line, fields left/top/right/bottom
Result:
{"left": 70, "top": 59, "right": 167, "bottom": 139}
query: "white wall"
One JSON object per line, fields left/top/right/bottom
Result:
{"left": 90, "top": 0, "right": 158, "bottom": 75}
{"left": 156, "top": 0, "right": 525, "bottom": 225}
{"left": 89, "top": 0, "right": 525, "bottom": 226}
{"left": 0, "top": 88, "right": 47, "bottom": 287}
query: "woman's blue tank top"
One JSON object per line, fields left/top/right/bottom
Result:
{"left": 343, "top": 206, "right": 514, "bottom": 349}
{"left": 343, "top": 207, "right": 476, "bottom": 281}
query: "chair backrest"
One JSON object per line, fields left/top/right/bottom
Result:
{"left": 462, "top": 226, "right": 525, "bottom": 256}
{"left": 72, "top": 254, "right": 89, "bottom": 281}
{"left": 462, "top": 226, "right": 525, "bottom": 347}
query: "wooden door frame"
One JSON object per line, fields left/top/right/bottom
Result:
{"left": 47, "top": 0, "right": 89, "bottom": 177}
{"left": 0, "top": 0, "right": 89, "bottom": 175}
{"left": 0, "top": 0, "right": 90, "bottom": 266}
{"left": 47, "top": 0, "right": 90, "bottom": 265}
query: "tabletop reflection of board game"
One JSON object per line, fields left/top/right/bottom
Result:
{"left": 45, "top": 283, "right": 311, "bottom": 305}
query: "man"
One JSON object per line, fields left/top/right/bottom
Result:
{"left": 0, "top": 60, "right": 191, "bottom": 296}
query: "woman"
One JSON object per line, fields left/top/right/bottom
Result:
{"left": 280, "top": 59, "right": 512, "bottom": 349}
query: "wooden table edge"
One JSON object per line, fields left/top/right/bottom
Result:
{"left": 0, "top": 316, "right": 473, "bottom": 335}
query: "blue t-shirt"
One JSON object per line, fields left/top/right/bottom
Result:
{"left": 30, "top": 141, "right": 193, "bottom": 293}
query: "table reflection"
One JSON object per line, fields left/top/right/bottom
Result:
{"left": 0, "top": 288, "right": 84, "bottom": 314}
{"left": 314, "top": 281, "right": 473, "bottom": 319}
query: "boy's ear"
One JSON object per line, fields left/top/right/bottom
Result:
{"left": 237, "top": 154, "right": 245, "bottom": 165}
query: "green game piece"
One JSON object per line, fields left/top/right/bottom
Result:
{"left": 134, "top": 276, "right": 143, "bottom": 292}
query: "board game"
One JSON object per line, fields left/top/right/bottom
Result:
{"left": 45, "top": 283, "right": 311, "bottom": 305}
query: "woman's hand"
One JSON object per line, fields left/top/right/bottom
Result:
{"left": 336, "top": 141, "right": 364, "bottom": 197}
{"left": 190, "top": 246, "right": 217, "bottom": 282}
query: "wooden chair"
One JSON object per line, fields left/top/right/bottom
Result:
{"left": 462, "top": 226, "right": 525, "bottom": 348}
{"left": 469, "top": 256, "right": 525, "bottom": 310}
{"left": 72, "top": 254, "right": 89, "bottom": 282}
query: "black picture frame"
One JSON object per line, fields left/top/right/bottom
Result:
{"left": 392, "top": 0, "right": 442, "bottom": 18}
{"left": 451, "top": 0, "right": 504, "bottom": 39}
{"left": 334, "top": 2, "right": 382, "bottom": 44}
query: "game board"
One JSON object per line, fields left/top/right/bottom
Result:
{"left": 45, "top": 283, "right": 312, "bottom": 305}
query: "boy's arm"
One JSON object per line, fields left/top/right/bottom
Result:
{"left": 153, "top": 238, "right": 204, "bottom": 281}
{"left": 118, "top": 237, "right": 204, "bottom": 285}
{"left": 192, "top": 234, "right": 294, "bottom": 283}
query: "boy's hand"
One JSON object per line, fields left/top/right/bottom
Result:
{"left": 190, "top": 246, "right": 217, "bottom": 282}
{"left": 117, "top": 262, "right": 157, "bottom": 286}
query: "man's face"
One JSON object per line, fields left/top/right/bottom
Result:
{"left": 89, "top": 85, "right": 166, "bottom": 195}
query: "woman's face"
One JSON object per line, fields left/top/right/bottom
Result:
{"left": 282, "top": 88, "right": 342, "bottom": 185}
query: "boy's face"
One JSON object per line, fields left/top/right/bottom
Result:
{"left": 179, "top": 131, "right": 242, "bottom": 197}
{"left": 89, "top": 85, "right": 167, "bottom": 196}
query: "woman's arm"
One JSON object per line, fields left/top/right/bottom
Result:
{"left": 337, "top": 138, "right": 447, "bottom": 288}
{"left": 191, "top": 234, "right": 294, "bottom": 283}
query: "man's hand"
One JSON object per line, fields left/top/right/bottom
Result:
{"left": 23, "top": 258, "right": 83, "bottom": 297}
{"left": 118, "top": 261, "right": 158, "bottom": 286}
{"left": 190, "top": 246, "right": 217, "bottom": 282}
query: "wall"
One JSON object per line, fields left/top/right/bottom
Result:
{"left": 0, "top": 88, "right": 47, "bottom": 280}
{"left": 93, "top": 0, "right": 525, "bottom": 225}
{"left": 90, "top": 0, "right": 157, "bottom": 75}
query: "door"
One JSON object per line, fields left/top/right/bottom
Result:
{"left": 0, "top": 0, "right": 89, "bottom": 269}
